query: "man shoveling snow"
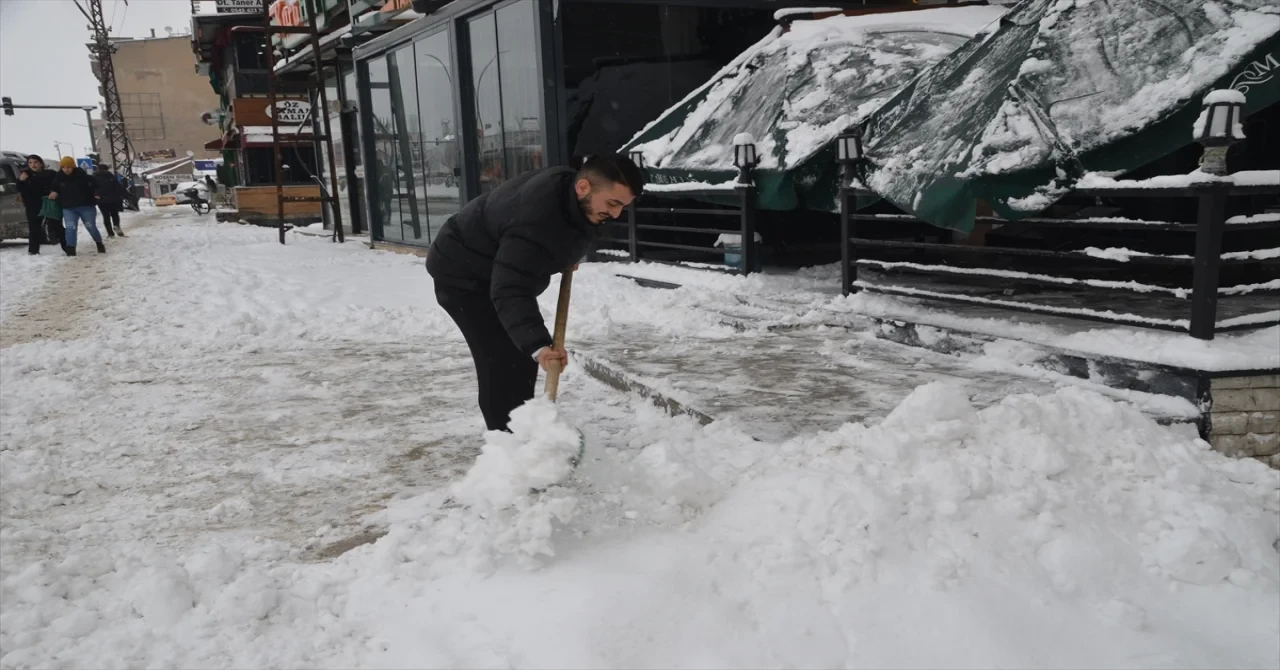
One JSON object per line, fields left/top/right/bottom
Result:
{"left": 427, "top": 154, "right": 645, "bottom": 490}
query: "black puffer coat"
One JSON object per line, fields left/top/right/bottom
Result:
{"left": 427, "top": 167, "right": 600, "bottom": 355}
{"left": 49, "top": 168, "right": 99, "bottom": 209}
{"left": 16, "top": 168, "right": 57, "bottom": 219}
{"left": 93, "top": 171, "right": 127, "bottom": 205}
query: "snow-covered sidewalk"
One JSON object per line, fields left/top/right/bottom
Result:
{"left": 1, "top": 212, "right": 1277, "bottom": 669}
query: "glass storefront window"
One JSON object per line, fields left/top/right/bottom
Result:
{"left": 388, "top": 43, "right": 423, "bottom": 242}
{"left": 359, "top": 0, "right": 548, "bottom": 246}
{"left": 469, "top": 13, "right": 504, "bottom": 195}
{"left": 414, "top": 30, "right": 461, "bottom": 244}
{"left": 367, "top": 56, "right": 404, "bottom": 242}
{"left": 242, "top": 147, "right": 317, "bottom": 186}
{"left": 467, "top": 0, "right": 545, "bottom": 194}
{"left": 496, "top": 0, "right": 544, "bottom": 179}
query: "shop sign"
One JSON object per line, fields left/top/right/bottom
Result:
{"left": 194, "top": 160, "right": 219, "bottom": 171}
{"left": 267, "top": 99, "right": 312, "bottom": 124}
{"left": 380, "top": 0, "right": 413, "bottom": 13}
{"left": 138, "top": 149, "right": 178, "bottom": 161}
{"left": 269, "top": 0, "right": 303, "bottom": 26}
{"left": 150, "top": 174, "right": 190, "bottom": 186}
{"left": 215, "top": 0, "right": 263, "bottom": 13}
{"left": 232, "top": 97, "right": 309, "bottom": 126}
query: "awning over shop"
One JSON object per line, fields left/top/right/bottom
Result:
{"left": 622, "top": 5, "right": 1006, "bottom": 211}
{"left": 857, "top": 0, "right": 1280, "bottom": 233}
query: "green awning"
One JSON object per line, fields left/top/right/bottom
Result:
{"left": 622, "top": 5, "right": 1008, "bottom": 211}
{"left": 856, "top": 0, "right": 1280, "bottom": 233}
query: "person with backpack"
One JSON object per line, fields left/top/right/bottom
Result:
{"left": 48, "top": 156, "right": 105, "bottom": 256}
{"left": 93, "top": 163, "right": 127, "bottom": 237}
{"left": 15, "top": 154, "right": 60, "bottom": 255}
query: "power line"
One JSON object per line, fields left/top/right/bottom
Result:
{"left": 116, "top": 0, "right": 129, "bottom": 35}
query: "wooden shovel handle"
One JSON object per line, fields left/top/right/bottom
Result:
{"left": 544, "top": 267, "right": 574, "bottom": 402}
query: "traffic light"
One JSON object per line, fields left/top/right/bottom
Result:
{"left": 2, "top": 97, "right": 12, "bottom": 116}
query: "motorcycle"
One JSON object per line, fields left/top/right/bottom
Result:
{"left": 185, "top": 187, "right": 211, "bottom": 215}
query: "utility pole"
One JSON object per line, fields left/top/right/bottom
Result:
{"left": 75, "top": 0, "right": 132, "bottom": 178}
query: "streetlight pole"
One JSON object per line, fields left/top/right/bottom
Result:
{"left": 83, "top": 107, "right": 98, "bottom": 155}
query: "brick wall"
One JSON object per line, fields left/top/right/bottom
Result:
{"left": 1208, "top": 374, "right": 1280, "bottom": 467}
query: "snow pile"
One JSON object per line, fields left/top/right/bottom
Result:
{"left": 344, "top": 384, "right": 1280, "bottom": 668}
{"left": 3, "top": 216, "right": 1279, "bottom": 667}
{"left": 451, "top": 397, "right": 583, "bottom": 512}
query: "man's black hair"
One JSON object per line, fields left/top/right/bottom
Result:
{"left": 577, "top": 153, "right": 646, "bottom": 196}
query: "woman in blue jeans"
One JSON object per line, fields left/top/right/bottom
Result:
{"left": 48, "top": 156, "right": 105, "bottom": 256}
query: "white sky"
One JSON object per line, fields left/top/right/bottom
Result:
{"left": 0, "top": 0, "right": 214, "bottom": 159}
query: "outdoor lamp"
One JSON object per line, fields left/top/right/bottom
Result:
{"left": 733, "top": 133, "right": 758, "bottom": 169}
{"left": 836, "top": 131, "right": 863, "bottom": 164}
{"left": 835, "top": 129, "right": 866, "bottom": 186}
{"left": 733, "top": 133, "right": 758, "bottom": 185}
{"left": 1196, "top": 89, "right": 1246, "bottom": 175}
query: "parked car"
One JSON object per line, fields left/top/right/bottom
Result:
{"left": 0, "top": 153, "right": 29, "bottom": 243}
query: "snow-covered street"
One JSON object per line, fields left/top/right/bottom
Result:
{"left": 1, "top": 210, "right": 1278, "bottom": 669}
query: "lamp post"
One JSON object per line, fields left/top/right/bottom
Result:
{"left": 730, "top": 133, "right": 759, "bottom": 275}
{"left": 1188, "top": 89, "right": 1247, "bottom": 341}
{"left": 732, "top": 132, "right": 758, "bottom": 185}
{"left": 1195, "top": 89, "right": 1246, "bottom": 176}
{"left": 834, "top": 128, "right": 865, "bottom": 297}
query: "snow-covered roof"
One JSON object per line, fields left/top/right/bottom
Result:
{"left": 856, "top": 0, "right": 1280, "bottom": 231}
{"left": 628, "top": 5, "right": 1007, "bottom": 174}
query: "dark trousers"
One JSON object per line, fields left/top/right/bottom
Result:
{"left": 435, "top": 286, "right": 538, "bottom": 432}
{"left": 25, "top": 212, "right": 45, "bottom": 253}
{"left": 98, "top": 203, "right": 121, "bottom": 234}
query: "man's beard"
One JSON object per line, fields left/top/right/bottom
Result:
{"left": 578, "top": 196, "right": 604, "bottom": 224}
{"left": 576, "top": 196, "right": 606, "bottom": 239}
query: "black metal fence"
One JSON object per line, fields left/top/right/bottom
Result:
{"left": 839, "top": 177, "right": 1280, "bottom": 340}
{"left": 600, "top": 183, "right": 760, "bottom": 275}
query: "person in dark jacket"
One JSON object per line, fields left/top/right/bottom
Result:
{"left": 15, "top": 154, "right": 59, "bottom": 255}
{"left": 427, "top": 154, "right": 645, "bottom": 431}
{"left": 93, "top": 163, "right": 127, "bottom": 237}
{"left": 49, "top": 156, "right": 105, "bottom": 256}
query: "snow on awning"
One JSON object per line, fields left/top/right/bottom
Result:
{"left": 622, "top": 5, "right": 1006, "bottom": 211}
{"left": 857, "top": 0, "right": 1280, "bottom": 233}
{"left": 273, "top": 24, "right": 354, "bottom": 73}
{"left": 141, "top": 156, "right": 195, "bottom": 177}
{"left": 627, "top": 6, "right": 1006, "bottom": 175}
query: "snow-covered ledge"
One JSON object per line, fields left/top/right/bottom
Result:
{"left": 644, "top": 180, "right": 744, "bottom": 193}
{"left": 1077, "top": 169, "right": 1280, "bottom": 190}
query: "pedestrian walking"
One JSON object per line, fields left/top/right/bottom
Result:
{"left": 426, "top": 154, "right": 645, "bottom": 431}
{"left": 94, "top": 163, "right": 127, "bottom": 237}
{"left": 15, "top": 154, "right": 59, "bottom": 255}
{"left": 49, "top": 156, "right": 105, "bottom": 256}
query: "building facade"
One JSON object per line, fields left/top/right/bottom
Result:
{"left": 196, "top": 0, "right": 913, "bottom": 240}
{"left": 348, "top": 0, "right": 905, "bottom": 249}
{"left": 90, "top": 35, "right": 223, "bottom": 168}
